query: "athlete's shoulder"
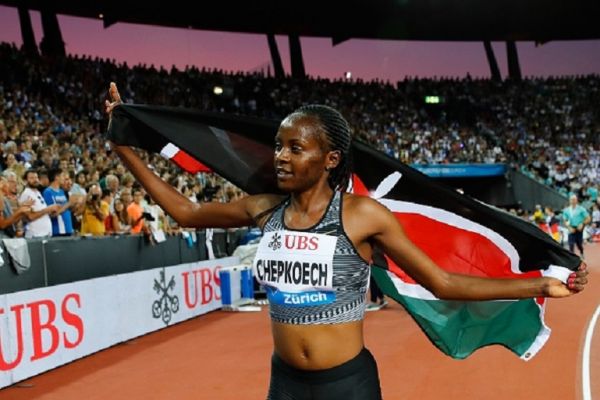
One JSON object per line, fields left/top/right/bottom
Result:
{"left": 245, "top": 193, "right": 287, "bottom": 227}
{"left": 246, "top": 193, "right": 286, "bottom": 211}
{"left": 342, "top": 192, "right": 387, "bottom": 214}
{"left": 342, "top": 192, "right": 397, "bottom": 237}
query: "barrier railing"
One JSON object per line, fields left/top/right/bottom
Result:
{"left": 0, "top": 228, "right": 248, "bottom": 295}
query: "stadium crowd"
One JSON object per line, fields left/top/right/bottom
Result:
{"left": 0, "top": 42, "right": 598, "bottom": 240}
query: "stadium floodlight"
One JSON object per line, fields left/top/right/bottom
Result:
{"left": 213, "top": 86, "right": 224, "bottom": 95}
{"left": 425, "top": 95, "right": 440, "bottom": 104}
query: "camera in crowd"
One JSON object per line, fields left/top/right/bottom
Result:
{"left": 142, "top": 211, "right": 155, "bottom": 221}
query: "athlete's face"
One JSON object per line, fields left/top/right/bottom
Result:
{"left": 274, "top": 116, "right": 339, "bottom": 193}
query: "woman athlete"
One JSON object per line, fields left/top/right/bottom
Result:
{"left": 105, "top": 82, "right": 588, "bottom": 400}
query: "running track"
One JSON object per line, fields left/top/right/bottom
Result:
{"left": 2, "top": 245, "right": 599, "bottom": 399}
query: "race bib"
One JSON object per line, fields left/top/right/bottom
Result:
{"left": 253, "top": 230, "right": 337, "bottom": 303}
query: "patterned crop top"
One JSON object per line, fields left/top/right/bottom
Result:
{"left": 252, "top": 191, "right": 371, "bottom": 325}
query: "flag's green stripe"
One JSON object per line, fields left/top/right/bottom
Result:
{"left": 372, "top": 267, "right": 543, "bottom": 359}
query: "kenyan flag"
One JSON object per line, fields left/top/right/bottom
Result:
{"left": 351, "top": 142, "right": 578, "bottom": 360}
{"left": 108, "top": 104, "right": 581, "bottom": 360}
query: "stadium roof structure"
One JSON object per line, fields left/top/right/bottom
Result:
{"left": 2, "top": 0, "right": 600, "bottom": 42}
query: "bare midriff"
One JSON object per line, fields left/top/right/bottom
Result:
{"left": 271, "top": 320, "right": 364, "bottom": 370}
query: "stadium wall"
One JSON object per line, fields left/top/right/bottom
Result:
{"left": 509, "top": 169, "right": 569, "bottom": 212}
{"left": 0, "top": 229, "right": 247, "bottom": 295}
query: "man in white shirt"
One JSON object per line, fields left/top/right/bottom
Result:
{"left": 18, "top": 169, "right": 60, "bottom": 238}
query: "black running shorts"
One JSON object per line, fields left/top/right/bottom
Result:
{"left": 267, "top": 348, "right": 382, "bottom": 400}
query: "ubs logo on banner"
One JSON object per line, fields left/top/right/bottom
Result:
{"left": 152, "top": 268, "right": 180, "bottom": 325}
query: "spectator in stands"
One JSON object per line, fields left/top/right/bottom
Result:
{"left": 127, "top": 187, "right": 146, "bottom": 234}
{"left": 121, "top": 173, "right": 136, "bottom": 190}
{"left": 101, "top": 189, "right": 114, "bottom": 232}
{"left": 119, "top": 187, "right": 133, "bottom": 208}
{"left": 104, "top": 174, "right": 119, "bottom": 210}
{"left": 586, "top": 184, "right": 598, "bottom": 203}
{"left": 544, "top": 206, "right": 561, "bottom": 242}
{"left": 1, "top": 141, "right": 20, "bottom": 168}
{"left": 182, "top": 184, "right": 198, "bottom": 203}
{"left": 144, "top": 194, "right": 171, "bottom": 236}
{"left": 71, "top": 171, "right": 88, "bottom": 196}
{"left": 63, "top": 171, "right": 85, "bottom": 232}
{"left": 2, "top": 170, "right": 25, "bottom": 236}
{"left": 562, "top": 195, "right": 591, "bottom": 257}
{"left": 19, "top": 139, "right": 35, "bottom": 165}
{"left": 80, "top": 183, "right": 110, "bottom": 236}
{"left": 4, "top": 152, "right": 26, "bottom": 178}
{"left": 38, "top": 169, "right": 49, "bottom": 192}
{"left": 0, "top": 176, "right": 32, "bottom": 238}
{"left": 18, "top": 169, "right": 61, "bottom": 238}
{"left": 109, "top": 197, "right": 131, "bottom": 234}
{"left": 43, "top": 168, "right": 75, "bottom": 237}
{"left": 34, "top": 148, "right": 55, "bottom": 170}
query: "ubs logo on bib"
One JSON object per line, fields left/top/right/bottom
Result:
{"left": 284, "top": 234, "right": 319, "bottom": 251}
{"left": 268, "top": 233, "right": 282, "bottom": 250}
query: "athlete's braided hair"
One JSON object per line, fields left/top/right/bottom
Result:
{"left": 293, "top": 104, "right": 353, "bottom": 191}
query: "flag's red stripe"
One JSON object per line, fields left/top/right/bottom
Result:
{"left": 351, "top": 173, "right": 542, "bottom": 286}
{"left": 389, "top": 212, "right": 542, "bottom": 282}
{"left": 352, "top": 173, "right": 369, "bottom": 196}
{"left": 171, "top": 150, "right": 211, "bottom": 173}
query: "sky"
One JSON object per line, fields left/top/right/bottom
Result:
{"left": 0, "top": 5, "right": 599, "bottom": 82}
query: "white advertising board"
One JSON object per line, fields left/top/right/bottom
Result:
{"left": 0, "top": 256, "right": 239, "bottom": 388}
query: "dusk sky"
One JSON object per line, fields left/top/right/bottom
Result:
{"left": 1, "top": 5, "right": 599, "bottom": 82}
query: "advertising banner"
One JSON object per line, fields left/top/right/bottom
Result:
{"left": 0, "top": 257, "right": 238, "bottom": 388}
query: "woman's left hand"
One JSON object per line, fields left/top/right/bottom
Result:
{"left": 545, "top": 262, "right": 589, "bottom": 298}
{"left": 104, "top": 82, "right": 122, "bottom": 116}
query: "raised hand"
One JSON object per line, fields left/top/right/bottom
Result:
{"left": 104, "top": 82, "right": 122, "bottom": 117}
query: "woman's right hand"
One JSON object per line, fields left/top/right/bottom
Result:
{"left": 104, "top": 82, "right": 122, "bottom": 117}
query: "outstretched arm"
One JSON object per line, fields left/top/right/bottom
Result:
{"left": 359, "top": 197, "right": 588, "bottom": 301}
{"left": 105, "top": 82, "right": 283, "bottom": 229}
